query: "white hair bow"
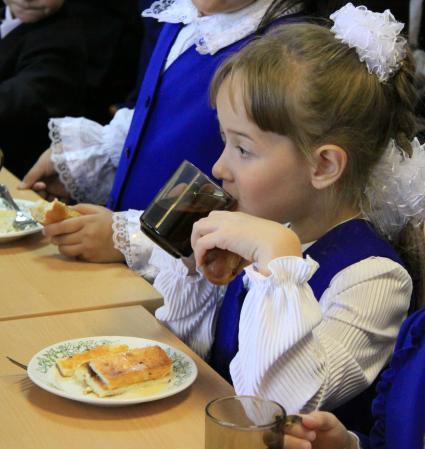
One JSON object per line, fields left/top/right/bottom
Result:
{"left": 330, "top": 3, "right": 407, "bottom": 82}
{"left": 364, "top": 138, "right": 425, "bottom": 239}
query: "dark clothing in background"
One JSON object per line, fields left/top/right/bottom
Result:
{"left": 66, "top": 0, "right": 145, "bottom": 124}
{"left": 0, "top": 0, "right": 160, "bottom": 177}
{"left": 0, "top": 5, "right": 85, "bottom": 177}
{"left": 122, "top": 0, "right": 164, "bottom": 109}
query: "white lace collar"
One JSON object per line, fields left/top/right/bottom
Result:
{"left": 142, "top": 0, "right": 278, "bottom": 55}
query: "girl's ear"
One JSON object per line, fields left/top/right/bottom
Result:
{"left": 309, "top": 144, "right": 347, "bottom": 190}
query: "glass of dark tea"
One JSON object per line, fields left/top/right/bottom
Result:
{"left": 140, "top": 160, "right": 235, "bottom": 258}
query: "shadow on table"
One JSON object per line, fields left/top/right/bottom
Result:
{"left": 25, "top": 382, "right": 193, "bottom": 427}
{"left": 1, "top": 232, "right": 48, "bottom": 252}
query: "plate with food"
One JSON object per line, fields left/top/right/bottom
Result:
{"left": 27, "top": 336, "right": 198, "bottom": 406}
{"left": 0, "top": 199, "right": 43, "bottom": 243}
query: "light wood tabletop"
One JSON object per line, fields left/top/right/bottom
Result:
{"left": 0, "top": 168, "right": 163, "bottom": 320}
{"left": 0, "top": 306, "right": 234, "bottom": 449}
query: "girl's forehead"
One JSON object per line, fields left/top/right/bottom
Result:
{"left": 217, "top": 77, "right": 248, "bottom": 117}
{"left": 220, "top": 74, "right": 249, "bottom": 107}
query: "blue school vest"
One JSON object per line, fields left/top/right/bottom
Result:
{"left": 107, "top": 24, "right": 254, "bottom": 212}
{"left": 107, "top": 15, "right": 302, "bottom": 212}
{"left": 209, "top": 219, "right": 410, "bottom": 434}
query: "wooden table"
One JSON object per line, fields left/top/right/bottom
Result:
{"left": 0, "top": 169, "right": 163, "bottom": 320}
{"left": 0, "top": 306, "right": 234, "bottom": 449}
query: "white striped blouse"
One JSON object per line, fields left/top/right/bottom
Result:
{"left": 151, "top": 246, "right": 412, "bottom": 414}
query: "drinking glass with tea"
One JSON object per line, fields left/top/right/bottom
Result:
{"left": 205, "top": 395, "right": 301, "bottom": 449}
{"left": 140, "top": 160, "right": 236, "bottom": 260}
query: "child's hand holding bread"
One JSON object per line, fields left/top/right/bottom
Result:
{"left": 31, "top": 201, "right": 125, "bottom": 263}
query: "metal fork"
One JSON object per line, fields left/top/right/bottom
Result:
{"left": 0, "top": 184, "right": 38, "bottom": 230}
{"left": 6, "top": 356, "right": 28, "bottom": 371}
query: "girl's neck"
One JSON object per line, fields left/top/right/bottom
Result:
{"left": 291, "top": 204, "right": 362, "bottom": 244}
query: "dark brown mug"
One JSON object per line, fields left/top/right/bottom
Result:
{"left": 140, "top": 160, "right": 235, "bottom": 258}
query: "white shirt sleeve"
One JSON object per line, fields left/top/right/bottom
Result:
{"left": 153, "top": 252, "right": 411, "bottom": 414}
{"left": 48, "top": 108, "right": 134, "bottom": 204}
{"left": 152, "top": 246, "right": 224, "bottom": 359}
{"left": 111, "top": 209, "right": 159, "bottom": 282}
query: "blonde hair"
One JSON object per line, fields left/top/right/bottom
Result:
{"left": 210, "top": 23, "right": 425, "bottom": 308}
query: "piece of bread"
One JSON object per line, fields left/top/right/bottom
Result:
{"left": 56, "top": 344, "right": 129, "bottom": 377}
{"left": 202, "top": 248, "right": 244, "bottom": 285}
{"left": 76, "top": 345, "right": 172, "bottom": 397}
{"left": 30, "top": 199, "right": 80, "bottom": 225}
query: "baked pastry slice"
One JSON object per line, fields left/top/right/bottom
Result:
{"left": 30, "top": 198, "right": 81, "bottom": 225}
{"left": 76, "top": 345, "right": 173, "bottom": 397}
{"left": 202, "top": 248, "right": 245, "bottom": 285}
{"left": 56, "top": 344, "right": 129, "bottom": 377}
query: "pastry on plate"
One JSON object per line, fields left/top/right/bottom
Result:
{"left": 75, "top": 345, "right": 172, "bottom": 397}
{"left": 56, "top": 344, "right": 129, "bottom": 377}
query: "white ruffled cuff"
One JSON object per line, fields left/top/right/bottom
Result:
{"left": 232, "top": 255, "right": 321, "bottom": 393}
{"left": 112, "top": 210, "right": 159, "bottom": 282}
{"left": 244, "top": 255, "right": 319, "bottom": 286}
{"left": 49, "top": 108, "right": 134, "bottom": 204}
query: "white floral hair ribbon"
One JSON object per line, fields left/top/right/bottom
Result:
{"left": 330, "top": 3, "right": 407, "bottom": 82}
{"left": 364, "top": 138, "right": 425, "bottom": 239}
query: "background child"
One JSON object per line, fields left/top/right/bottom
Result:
{"left": 19, "top": 0, "right": 316, "bottom": 272}
{"left": 150, "top": 4, "right": 425, "bottom": 434}
{"left": 282, "top": 308, "right": 425, "bottom": 449}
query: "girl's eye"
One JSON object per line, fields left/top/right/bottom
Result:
{"left": 237, "top": 146, "right": 249, "bottom": 157}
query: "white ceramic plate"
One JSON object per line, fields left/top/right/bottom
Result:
{"left": 0, "top": 199, "right": 42, "bottom": 243}
{"left": 27, "top": 336, "right": 198, "bottom": 406}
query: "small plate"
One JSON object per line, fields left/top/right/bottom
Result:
{"left": 0, "top": 199, "right": 42, "bottom": 243}
{"left": 27, "top": 336, "right": 198, "bottom": 406}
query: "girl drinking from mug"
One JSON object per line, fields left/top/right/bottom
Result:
{"left": 150, "top": 4, "right": 425, "bottom": 434}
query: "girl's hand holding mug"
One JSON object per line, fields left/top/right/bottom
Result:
{"left": 283, "top": 412, "right": 358, "bottom": 449}
{"left": 191, "top": 211, "right": 302, "bottom": 277}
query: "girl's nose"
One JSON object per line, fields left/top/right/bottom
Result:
{"left": 212, "top": 152, "right": 227, "bottom": 181}
{"left": 213, "top": 145, "right": 234, "bottom": 182}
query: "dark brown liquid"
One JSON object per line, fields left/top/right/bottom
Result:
{"left": 140, "top": 193, "right": 233, "bottom": 258}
